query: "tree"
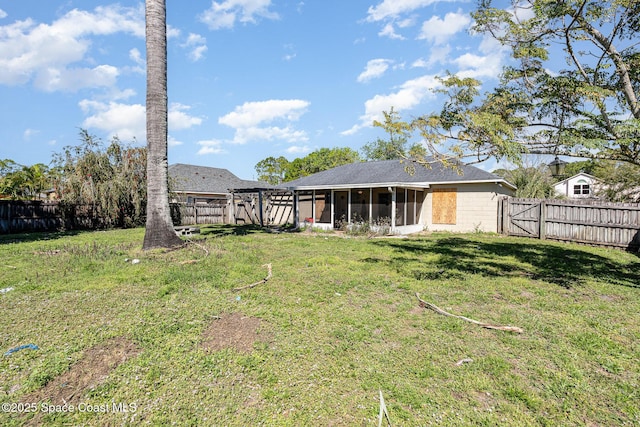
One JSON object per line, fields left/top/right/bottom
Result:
{"left": 361, "top": 107, "right": 424, "bottom": 160}
{"left": 284, "top": 147, "right": 362, "bottom": 181}
{"left": 493, "top": 161, "right": 558, "bottom": 198}
{"left": 592, "top": 161, "right": 640, "bottom": 202}
{"left": 0, "top": 159, "right": 54, "bottom": 200}
{"left": 52, "top": 130, "right": 147, "bottom": 227}
{"left": 143, "top": 0, "right": 182, "bottom": 249}
{"left": 255, "top": 156, "right": 290, "bottom": 185}
{"left": 411, "top": 1, "right": 640, "bottom": 167}
{"left": 562, "top": 159, "right": 600, "bottom": 177}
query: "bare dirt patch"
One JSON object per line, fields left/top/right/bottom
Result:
{"left": 25, "top": 337, "right": 140, "bottom": 405}
{"left": 20, "top": 336, "right": 140, "bottom": 424}
{"left": 201, "top": 312, "right": 270, "bottom": 354}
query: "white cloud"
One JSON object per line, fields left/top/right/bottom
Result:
{"left": 128, "top": 48, "right": 145, "bottom": 73}
{"left": 453, "top": 52, "right": 503, "bottom": 79}
{"left": 378, "top": 23, "right": 404, "bottom": 40}
{"left": 0, "top": 9, "right": 7, "bottom": 19}
{"left": 200, "top": 0, "right": 279, "bottom": 30}
{"left": 411, "top": 58, "right": 428, "bottom": 68}
{"left": 413, "top": 44, "right": 451, "bottom": 68}
{"left": 366, "top": 0, "right": 442, "bottom": 22}
{"left": 109, "top": 88, "right": 137, "bottom": 102}
{"left": 509, "top": 3, "right": 536, "bottom": 22}
{"left": 452, "top": 34, "right": 508, "bottom": 79}
{"left": 232, "top": 126, "right": 307, "bottom": 144}
{"left": 168, "top": 136, "right": 184, "bottom": 147}
{"left": 417, "top": 11, "right": 471, "bottom": 45}
{"left": 0, "top": 5, "right": 144, "bottom": 91}
{"left": 182, "top": 33, "right": 208, "bottom": 62}
{"left": 218, "top": 99, "right": 310, "bottom": 143}
{"left": 167, "top": 26, "right": 181, "bottom": 39}
{"left": 35, "top": 64, "right": 120, "bottom": 92}
{"left": 357, "top": 59, "right": 393, "bottom": 83}
{"left": 282, "top": 43, "right": 296, "bottom": 61}
{"left": 286, "top": 145, "right": 311, "bottom": 154}
{"left": 169, "top": 103, "right": 204, "bottom": 130}
{"left": 80, "top": 100, "right": 202, "bottom": 141}
{"left": 219, "top": 99, "right": 308, "bottom": 128}
{"left": 129, "top": 48, "right": 143, "bottom": 64}
{"left": 23, "top": 128, "right": 39, "bottom": 140}
{"left": 342, "top": 74, "right": 440, "bottom": 135}
{"left": 197, "top": 139, "right": 225, "bottom": 155}
{"left": 80, "top": 100, "right": 146, "bottom": 141}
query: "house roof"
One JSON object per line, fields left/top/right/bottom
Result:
{"left": 168, "top": 163, "right": 267, "bottom": 195}
{"left": 284, "top": 159, "right": 516, "bottom": 190}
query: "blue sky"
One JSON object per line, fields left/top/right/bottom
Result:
{"left": 0, "top": 0, "right": 514, "bottom": 180}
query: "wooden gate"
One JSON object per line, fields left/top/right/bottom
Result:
{"left": 500, "top": 198, "right": 542, "bottom": 238}
{"left": 498, "top": 197, "right": 640, "bottom": 250}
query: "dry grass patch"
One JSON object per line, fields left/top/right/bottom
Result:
{"left": 201, "top": 312, "right": 271, "bottom": 354}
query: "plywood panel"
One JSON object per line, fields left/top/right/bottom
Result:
{"left": 432, "top": 188, "right": 457, "bottom": 224}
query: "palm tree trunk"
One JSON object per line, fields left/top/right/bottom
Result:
{"left": 143, "top": 0, "right": 182, "bottom": 250}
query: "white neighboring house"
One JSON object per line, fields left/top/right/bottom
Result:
{"left": 553, "top": 173, "right": 602, "bottom": 199}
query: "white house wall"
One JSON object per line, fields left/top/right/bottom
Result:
{"left": 423, "top": 183, "right": 513, "bottom": 233}
{"left": 553, "top": 173, "right": 600, "bottom": 198}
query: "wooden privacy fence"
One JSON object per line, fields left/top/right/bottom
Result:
{"left": 498, "top": 197, "right": 640, "bottom": 250}
{"left": 0, "top": 200, "right": 61, "bottom": 234}
{"left": 174, "top": 202, "right": 227, "bottom": 225}
{"left": 2, "top": 193, "right": 295, "bottom": 234}
{"left": 0, "top": 200, "right": 110, "bottom": 234}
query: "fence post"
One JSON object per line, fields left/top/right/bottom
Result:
{"left": 7, "top": 202, "right": 12, "bottom": 234}
{"left": 258, "top": 191, "right": 264, "bottom": 227}
{"left": 501, "top": 197, "right": 510, "bottom": 235}
{"left": 539, "top": 200, "right": 546, "bottom": 240}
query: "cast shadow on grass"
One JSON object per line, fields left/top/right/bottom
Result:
{"left": 0, "top": 229, "right": 87, "bottom": 245}
{"left": 373, "top": 237, "right": 640, "bottom": 289}
{"left": 198, "top": 224, "right": 267, "bottom": 238}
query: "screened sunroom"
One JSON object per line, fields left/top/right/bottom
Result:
{"left": 295, "top": 187, "right": 425, "bottom": 234}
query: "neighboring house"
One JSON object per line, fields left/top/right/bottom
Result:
{"left": 284, "top": 159, "right": 516, "bottom": 234}
{"left": 169, "top": 163, "right": 290, "bottom": 226}
{"left": 553, "top": 173, "right": 601, "bottom": 199}
{"left": 168, "top": 163, "right": 265, "bottom": 204}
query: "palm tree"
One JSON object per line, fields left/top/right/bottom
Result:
{"left": 143, "top": 0, "right": 183, "bottom": 249}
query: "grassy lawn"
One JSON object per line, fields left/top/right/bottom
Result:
{"left": 1, "top": 226, "right": 638, "bottom": 426}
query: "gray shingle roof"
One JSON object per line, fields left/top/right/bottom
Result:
{"left": 168, "top": 163, "right": 267, "bottom": 194}
{"left": 284, "top": 159, "right": 515, "bottom": 189}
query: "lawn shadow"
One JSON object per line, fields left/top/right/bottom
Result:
{"left": 373, "top": 236, "right": 640, "bottom": 289}
{"left": 199, "top": 224, "right": 268, "bottom": 238}
{"left": 0, "top": 229, "right": 88, "bottom": 245}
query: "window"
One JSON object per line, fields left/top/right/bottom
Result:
{"left": 573, "top": 180, "right": 590, "bottom": 195}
